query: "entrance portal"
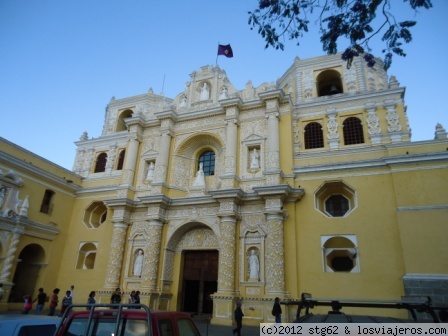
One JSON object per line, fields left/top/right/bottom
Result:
{"left": 181, "top": 250, "right": 218, "bottom": 315}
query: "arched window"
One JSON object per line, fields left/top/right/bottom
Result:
{"left": 322, "top": 236, "right": 359, "bottom": 273}
{"left": 40, "top": 189, "right": 55, "bottom": 214}
{"left": 343, "top": 117, "right": 364, "bottom": 145}
{"left": 116, "top": 150, "right": 125, "bottom": 170}
{"left": 198, "top": 150, "right": 215, "bottom": 176}
{"left": 76, "top": 242, "right": 97, "bottom": 269}
{"left": 304, "top": 122, "right": 324, "bottom": 149}
{"left": 94, "top": 153, "right": 107, "bottom": 173}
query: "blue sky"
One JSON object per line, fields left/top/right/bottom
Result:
{"left": 1, "top": 0, "right": 447, "bottom": 170}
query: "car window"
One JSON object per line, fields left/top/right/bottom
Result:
{"left": 18, "top": 324, "right": 57, "bottom": 336}
{"left": 158, "top": 318, "right": 175, "bottom": 336}
{"left": 65, "top": 317, "right": 88, "bottom": 336}
{"left": 123, "top": 319, "right": 148, "bottom": 336}
{"left": 177, "top": 318, "right": 200, "bottom": 336}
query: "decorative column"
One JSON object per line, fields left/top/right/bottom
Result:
{"left": 264, "top": 200, "right": 287, "bottom": 296}
{"left": 140, "top": 219, "right": 163, "bottom": 291}
{"left": 0, "top": 229, "right": 22, "bottom": 281}
{"left": 224, "top": 119, "right": 238, "bottom": 175}
{"left": 154, "top": 124, "right": 173, "bottom": 186}
{"left": 266, "top": 109, "right": 280, "bottom": 172}
{"left": 384, "top": 99, "right": 403, "bottom": 143}
{"left": 217, "top": 215, "right": 237, "bottom": 293}
{"left": 219, "top": 100, "right": 241, "bottom": 189}
{"left": 105, "top": 222, "right": 128, "bottom": 288}
{"left": 106, "top": 144, "right": 117, "bottom": 174}
{"left": 365, "top": 102, "right": 382, "bottom": 144}
{"left": 122, "top": 135, "right": 140, "bottom": 185}
{"left": 326, "top": 108, "right": 340, "bottom": 149}
{"left": 354, "top": 57, "right": 367, "bottom": 92}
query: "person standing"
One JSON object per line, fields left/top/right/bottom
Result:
{"left": 87, "top": 291, "right": 96, "bottom": 310}
{"left": 69, "top": 285, "right": 75, "bottom": 301}
{"left": 232, "top": 301, "right": 244, "bottom": 336}
{"left": 33, "top": 288, "right": 47, "bottom": 315}
{"left": 48, "top": 288, "right": 60, "bottom": 316}
{"left": 60, "top": 290, "right": 72, "bottom": 316}
{"left": 272, "top": 297, "right": 282, "bottom": 323}
{"left": 134, "top": 291, "right": 141, "bottom": 305}
{"left": 110, "top": 288, "right": 121, "bottom": 304}
{"left": 128, "top": 291, "right": 136, "bottom": 304}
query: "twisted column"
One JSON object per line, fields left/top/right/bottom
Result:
{"left": 0, "top": 230, "right": 21, "bottom": 281}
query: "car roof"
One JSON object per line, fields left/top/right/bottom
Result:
{"left": 0, "top": 315, "right": 61, "bottom": 322}
{"left": 68, "top": 309, "right": 191, "bottom": 318}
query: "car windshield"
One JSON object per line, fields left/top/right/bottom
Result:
{"left": 65, "top": 317, "right": 148, "bottom": 336}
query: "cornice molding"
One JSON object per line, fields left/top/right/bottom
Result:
{"left": 294, "top": 151, "right": 448, "bottom": 174}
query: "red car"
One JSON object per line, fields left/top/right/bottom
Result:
{"left": 55, "top": 304, "right": 201, "bottom": 336}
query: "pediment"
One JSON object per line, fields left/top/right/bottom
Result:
{"left": 141, "top": 149, "right": 159, "bottom": 158}
{"left": 243, "top": 133, "right": 264, "bottom": 143}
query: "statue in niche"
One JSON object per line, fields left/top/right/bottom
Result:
{"left": 193, "top": 162, "right": 205, "bottom": 187}
{"left": 146, "top": 162, "right": 155, "bottom": 181}
{"left": 133, "top": 250, "right": 144, "bottom": 277}
{"left": 200, "top": 82, "right": 209, "bottom": 100}
{"left": 249, "top": 249, "right": 259, "bottom": 280}
{"left": 219, "top": 86, "right": 228, "bottom": 99}
{"left": 250, "top": 148, "right": 260, "bottom": 169}
{"left": 179, "top": 95, "right": 187, "bottom": 108}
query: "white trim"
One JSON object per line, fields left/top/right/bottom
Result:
{"left": 397, "top": 205, "right": 448, "bottom": 211}
{"left": 403, "top": 274, "right": 448, "bottom": 280}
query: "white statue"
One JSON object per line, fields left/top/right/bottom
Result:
{"left": 193, "top": 162, "right": 205, "bottom": 187}
{"left": 250, "top": 149, "right": 260, "bottom": 169}
{"left": 249, "top": 250, "right": 259, "bottom": 280}
{"left": 219, "top": 86, "right": 228, "bottom": 99}
{"left": 133, "top": 250, "right": 144, "bottom": 277}
{"left": 19, "top": 196, "right": 29, "bottom": 217}
{"left": 200, "top": 83, "right": 209, "bottom": 100}
{"left": 146, "top": 162, "right": 155, "bottom": 180}
{"left": 179, "top": 95, "right": 187, "bottom": 108}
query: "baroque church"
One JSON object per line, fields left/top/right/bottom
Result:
{"left": 0, "top": 53, "right": 447, "bottom": 325}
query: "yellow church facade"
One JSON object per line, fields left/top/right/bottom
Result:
{"left": 0, "top": 54, "right": 447, "bottom": 324}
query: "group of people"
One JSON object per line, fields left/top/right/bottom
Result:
{"left": 18, "top": 285, "right": 94, "bottom": 316}
{"left": 110, "top": 287, "right": 141, "bottom": 306}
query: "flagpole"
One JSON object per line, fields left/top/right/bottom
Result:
{"left": 216, "top": 42, "right": 219, "bottom": 66}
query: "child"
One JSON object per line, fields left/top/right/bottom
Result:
{"left": 60, "top": 290, "right": 72, "bottom": 316}
{"left": 22, "top": 295, "right": 33, "bottom": 314}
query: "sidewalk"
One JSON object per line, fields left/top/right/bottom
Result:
{"left": 194, "top": 317, "right": 261, "bottom": 336}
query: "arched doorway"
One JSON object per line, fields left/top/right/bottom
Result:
{"left": 181, "top": 250, "right": 218, "bottom": 314}
{"left": 9, "top": 244, "right": 46, "bottom": 302}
